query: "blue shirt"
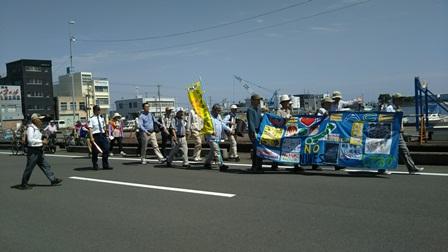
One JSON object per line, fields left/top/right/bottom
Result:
{"left": 246, "top": 106, "right": 262, "bottom": 134}
{"left": 139, "top": 112, "right": 162, "bottom": 133}
{"left": 205, "top": 114, "right": 231, "bottom": 142}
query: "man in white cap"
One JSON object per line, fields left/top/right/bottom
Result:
{"left": 223, "top": 104, "right": 240, "bottom": 161}
{"left": 108, "top": 112, "right": 126, "bottom": 157}
{"left": 330, "top": 91, "right": 362, "bottom": 112}
{"left": 166, "top": 107, "right": 190, "bottom": 168}
{"left": 18, "top": 113, "right": 62, "bottom": 189}
{"left": 187, "top": 109, "right": 203, "bottom": 161}
{"left": 380, "top": 93, "right": 424, "bottom": 174}
{"left": 161, "top": 106, "right": 175, "bottom": 157}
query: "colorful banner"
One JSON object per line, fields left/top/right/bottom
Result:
{"left": 187, "top": 81, "right": 214, "bottom": 135}
{"left": 255, "top": 112, "right": 403, "bottom": 169}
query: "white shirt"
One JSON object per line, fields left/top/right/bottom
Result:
{"left": 187, "top": 111, "right": 203, "bottom": 132}
{"left": 386, "top": 104, "right": 396, "bottom": 112}
{"left": 27, "top": 124, "right": 43, "bottom": 147}
{"left": 88, "top": 115, "right": 106, "bottom": 134}
{"left": 330, "top": 99, "right": 359, "bottom": 111}
{"left": 44, "top": 124, "right": 57, "bottom": 134}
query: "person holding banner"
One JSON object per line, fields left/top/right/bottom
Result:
{"left": 88, "top": 105, "right": 112, "bottom": 170}
{"left": 384, "top": 93, "right": 424, "bottom": 174}
{"left": 204, "top": 104, "right": 231, "bottom": 172}
{"left": 247, "top": 94, "right": 263, "bottom": 172}
{"left": 187, "top": 109, "right": 203, "bottom": 161}
{"left": 330, "top": 91, "right": 362, "bottom": 111}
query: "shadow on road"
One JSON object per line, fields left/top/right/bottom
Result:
{"left": 74, "top": 167, "right": 98, "bottom": 171}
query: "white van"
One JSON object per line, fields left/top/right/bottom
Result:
{"left": 50, "top": 120, "right": 67, "bottom": 129}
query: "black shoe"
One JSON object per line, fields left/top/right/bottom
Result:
{"left": 182, "top": 164, "right": 191, "bottom": 169}
{"left": 17, "top": 184, "right": 32, "bottom": 190}
{"left": 166, "top": 162, "right": 173, "bottom": 167}
{"left": 219, "top": 165, "right": 229, "bottom": 172}
{"left": 93, "top": 165, "right": 99, "bottom": 170}
{"left": 51, "top": 178, "right": 63, "bottom": 186}
{"left": 234, "top": 156, "right": 240, "bottom": 162}
{"left": 204, "top": 164, "right": 212, "bottom": 169}
{"left": 103, "top": 167, "right": 113, "bottom": 170}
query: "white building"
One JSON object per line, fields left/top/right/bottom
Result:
{"left": 54, "top": 72, "right": 110, "bottom": 122}
{"left": 115, "top": 97, "right": 175, "bottom": 120}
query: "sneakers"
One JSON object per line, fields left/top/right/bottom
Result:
{"left": 51, "top": 178, "right": 63, "bottom": 186}
{"left": 109, "top": 152, "right": 114, "bottom": 157}
{"left": 409, "top": 166, "right": 424, "bottom": 174}
{"left": 193, "top": 157, "right": 202, "bottom": 161}
{"left": 17, "top": 184, "right": 32, "bottom": 190}
{"left": 234, "top": 156, "right": 240, "bottom": 162}
{"left": 183, "top": 164, "right": 191, "bottom": 169}
{"left": 141, "top": 159, "right": 147, "bottom": 165}
{"left": 159, "top": 158, "right": 167, "bottom": 164}
{"left": 120, "top": 151, "right": 127, "bottom": 157}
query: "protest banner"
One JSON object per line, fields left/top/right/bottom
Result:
{"left": 255, "top": 112, "right": 402, "bottom": 169}
{"left": 187, "top": 81, "right": 214, "bottom": 135}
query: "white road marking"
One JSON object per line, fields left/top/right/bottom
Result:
{"left": 69, "top": 176, "right": 236, "bottom": 198}
{"left": 1, "top": 151, "right": 447, "bottom": 177}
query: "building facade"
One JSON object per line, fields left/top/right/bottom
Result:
{"left": 3, "top": 59, "right": 55, "bottom": 120}
{"left": 0, "top": 85, "right": 24, "bottom": 129}
{"left": 115, "top": 97, "right": 175, "bottom": 120}
{"left": 54, "top": 96, "right": 88, "bottom": 126}
{"left": 293, "top": 94, "right": 324, "bottom": 114}
{"left": 54, "top": 72, "right": 110, "bottom": 122}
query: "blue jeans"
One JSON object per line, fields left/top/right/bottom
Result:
{"left": 22, "top": 147, "right": 55, "bottom": 185}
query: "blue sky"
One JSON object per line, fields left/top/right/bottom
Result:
{"left": 1, "top": 0, "right": 447, "bottom": 109}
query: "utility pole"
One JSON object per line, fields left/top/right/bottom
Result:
{"left": 68, "top": 20, "right": 76, "bottom": 124}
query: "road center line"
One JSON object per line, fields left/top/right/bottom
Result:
{"left": 69, "top": 176, "right": 236, "bottom": 198}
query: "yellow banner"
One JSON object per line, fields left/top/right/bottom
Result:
{"left": 187, "top": 81, "right": 214, "bottom": 135}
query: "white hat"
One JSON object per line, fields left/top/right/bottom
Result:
{"left": 230, "top": 104, "right": 238, "bottom": 109}
{"left": 175, "top": 107, "right": 184, "bottom": 113}
{"left": 321, "top": 97, "right": 334, "bottom": 103}
{"left": 112, "top": 112, "right": 121, "bottom": 118}
{"left": 332, "top": 91, "right": 342, "bottom": 99}
{"left": 31, "top": 113, "right": 45, "bottom": 120}
{"left": 392, "top": 92, "right": 402, "bottom": 98}
{"left": 280, "top": 94, "right": 291, "bottom": 103}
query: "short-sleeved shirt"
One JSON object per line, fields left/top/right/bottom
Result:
{"left": 88, "top": 115, "right": 106, "bottom": 134}
{"left": 171, "top": 117, "right": 186, "bottom": 136}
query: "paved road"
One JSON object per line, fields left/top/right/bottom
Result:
{"left": 1, "top": 151, "right": 447, "bottom": 252}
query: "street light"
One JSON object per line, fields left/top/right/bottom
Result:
{"left": 68, "top": 20, "right": 76, "bottom": 124}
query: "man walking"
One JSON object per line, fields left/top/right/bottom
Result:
{"left": 139, "top": 102, "right": 167, "bottom": 164}
{"left": 161, "top": 106, "right": 174, "bottom": 157}
{"left": 187, "top": 109, "right": 203, "bottom": 161}
{"left": 223, "top": 104, "right": 240, "bottom": 161}
{"left": 18, "top": 113, "right": 62, "bottom": 189}
{"left": 384, "top": 93, "right": 424, "bottom": 174}
{"left": 88, "top": 105, "right": 112, "bottom": 170}
{"left": 204, "top": 104, "right": 231, "bottom": 172}
{"left": 247, "top": 94, "right": 263, "bottom": 173}
{"left": 166, "top": 107, "right": 190, "bottom": 168}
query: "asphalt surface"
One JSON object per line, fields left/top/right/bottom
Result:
{"left": 1, "top": 151, "right": 448, "bottom": 252}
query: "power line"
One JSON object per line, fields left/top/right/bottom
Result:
{"left": 78, "top": 0, "right": 313, "bottom": 42}
{"left": 125, "top": 0, "right": 371, "bottom": 54}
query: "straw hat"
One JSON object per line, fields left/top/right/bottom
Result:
{"left": 112, "top": 112, "right": 121, "bottom": 119}
{"left": 332, "top": 91, "right": 343, "bottom": 99}
{"left": 280, "top": 94, "right": 291, "bottom": 103}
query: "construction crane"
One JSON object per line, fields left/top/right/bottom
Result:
{"left": 234, "top": 75, "right": 280, "bottom": 109}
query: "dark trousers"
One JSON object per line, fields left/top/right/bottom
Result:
{"left": 109, "top": 136, "right": 123, "bottom": 153}
{"left": 136, "top": 131, "right": 142, "bottom": 156}
{"left": 22, "top": 147, "right": 55, "bottom": 185}
{"left": 161, "top": 132, "right": 171, "bottom": 157}
{"left": 251, "top": 141, "right": 263, "bottom": 170}
{"left": 92, "top": 133, "right": 110, "bottom": 168}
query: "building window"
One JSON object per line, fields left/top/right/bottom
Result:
{"left": 60, "top": 102, "right": 68, "bottom": 111}
{"left": 96, "top": 98, "right": 109, "bottom": 106}
{"left": 25, "top": 66, "right": 42, "bottom": 72}
{"left": 27, "top": 79, "right": 43, "bottom": 85}
{"left": 70, "top": 102, "right": 76, "bottom": 110}
{"left": 79, "top": 102, "right": 86, "bottom": 111}
{"left": 118, "top": 103, "right": 123, "bottom": 109}
{"left": 129, "top": 102, "right": 132, "bottom": 108}
{"left": 95, "top": 86, "right": 109, "bottom": 92}
{"left": 133, "top": 102, "right": 137, "bottom": 108}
